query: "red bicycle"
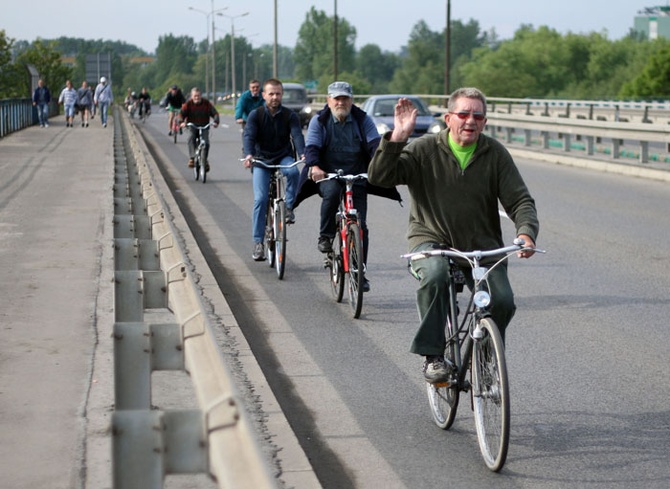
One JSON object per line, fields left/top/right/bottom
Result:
{"left": 319, "top": 170, "right": 367, "bottom": 318}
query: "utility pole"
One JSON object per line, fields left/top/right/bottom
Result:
{"left": 444, "top": 0, "right": 451, "bottom": 107}
{"left": 334, "top": 0, "right": 338, "bottom": 80}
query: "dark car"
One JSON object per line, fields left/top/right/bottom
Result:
{"left": 282, "top": 82, "right": 314, "bottom": 127}
{"left": 360, "top": 95, "right": 445, "bottom": 138}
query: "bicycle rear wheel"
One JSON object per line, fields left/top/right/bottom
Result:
{"left": 346, "top": 222, "right": 364, "bottom": 318}
{"left": 264, "top": 200, "right": 276, "bottom": 267}
{"left": 274, "top": 199, "right": 287, "bottom": 279}
{"left": 328, "top": 234, "right": 344, "bottom": 302}
{"left": 471, "top": 317, "right": 509, "bottom": 472}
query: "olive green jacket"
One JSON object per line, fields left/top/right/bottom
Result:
{"left": 368, "top": 130, "right": 539, "bottom": 258}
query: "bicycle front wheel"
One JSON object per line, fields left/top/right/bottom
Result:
{"left": 328, "top": 233, "right": 344, "bottom": 302}
{"left": 274, "top": 200, "right": 287, "bottom": 279}
{"left": 193, "top": 152, "right": 200, "bottom": 181}
{"left": 346, "top": 222, "right": 364, "bottom": 319}
{"left": 471, "top": 317, "right": 510, "bottom": 472}
{"left": 264, "top": 200, "right": 276, "bottom": 267}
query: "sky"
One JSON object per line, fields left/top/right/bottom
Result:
{"left": 1, "top": 0, "right": 653, "bottom": 55}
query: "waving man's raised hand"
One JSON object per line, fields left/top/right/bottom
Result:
{"left": 390, "top": 98, "right": 418, "bottom": 142}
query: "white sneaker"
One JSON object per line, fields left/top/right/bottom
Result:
{"left": 252, "top": 242, "right": 265, "bottom": 261}
{"left": 423, "top": 356, "right": 451, "bottom": 383}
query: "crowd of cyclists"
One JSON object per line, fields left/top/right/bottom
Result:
{"left": 119, "top": 78, "right": 540, "bottom": 385}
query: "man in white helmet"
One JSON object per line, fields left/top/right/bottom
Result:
{"left": 94, "top": 76, "right": 114, "bottom": 127}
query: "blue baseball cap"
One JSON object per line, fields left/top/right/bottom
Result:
{"left": 328, "top": 81, "right": 353, "bottom": 98}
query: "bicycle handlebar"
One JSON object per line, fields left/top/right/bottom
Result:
{"left": 318, "top": 171, "right": 368, "bottom": 183}
{"left": 241, "top": 158, "right": 305, "bottom": 169}
{"left": 186, "top": 122, "right": 212, "bottom": 130}
{"left": 402, "top": 238, "right": 545, "bottom": 262}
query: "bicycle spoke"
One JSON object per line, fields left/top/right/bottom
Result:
{"left": 472, "top": 318, "right": 509, "bottom": 472}
{"left": 346, "top": 223, "right": 364, "bottom": 318}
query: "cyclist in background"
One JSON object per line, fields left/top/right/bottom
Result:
{"left": 165, "top": 85, "right": 186, "bottom": 136}
{"left": 367, "top": 87, "right": 539, "bottom": 383}
{"left": 235, "top": 79, "right": 264, "bottom": 128}
{"left": 137, "top": 87, "right": 152, "bottom": 119}
{"left": 124, "top": 89, "right": 138, "bottom": 117}
{"left": 180, "top": 87, "right": 220, "bottom": 170}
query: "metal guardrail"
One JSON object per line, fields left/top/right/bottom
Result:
{"left": 111, "top": 106, "right": 278, "bottom": 488}
{"left": 485, "top": 112, "right": 670, "bottom": 164}
{"left": 0, "top": 98, "right": 35, "bottom": 138}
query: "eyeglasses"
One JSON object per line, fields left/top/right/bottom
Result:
{"left": 450, "top": 111, "right": 486, "bottom": 121}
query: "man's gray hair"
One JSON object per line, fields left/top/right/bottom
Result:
{"left": 447, "top": 87, "right": 487, "bottom": 114}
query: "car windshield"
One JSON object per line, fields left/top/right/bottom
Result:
{"left": 372, "top": 97, "right": 431, "bottom": 117}
{"left": 283, "top": 88, "right": 307, "bottom": 103}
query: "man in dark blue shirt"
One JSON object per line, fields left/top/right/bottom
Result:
{"left": 243, "top": 78, "right": 305, "bottom": 261}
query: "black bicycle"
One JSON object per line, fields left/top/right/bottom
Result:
{"left": 246, "top": 158, "right": 303, "bottom": 279}
{"left": 187, "top": 122, "right": 211, "bottom": 183}
{"left": 403, "top": 239, "right": 544, "bottom": 471}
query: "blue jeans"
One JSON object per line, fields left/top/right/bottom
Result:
{"left": 36, "top": 103, "right": 49, "bottom": 125}
{"left": 251, "top": 156, "right": 299, "bottom": 243}
{"left": 98, "top": 101, "right": 110, "bottom": 125}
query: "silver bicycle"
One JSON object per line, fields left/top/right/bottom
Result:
{"left": 403, "top": 238, "right": 544, "bottom": 471}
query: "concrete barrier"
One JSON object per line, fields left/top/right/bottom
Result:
{"left": 111, "top": 108, "right": 278, "bottom": 488}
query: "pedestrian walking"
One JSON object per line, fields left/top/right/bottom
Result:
{"left": 32, "top": 79, "right": 52, "bottom": 128}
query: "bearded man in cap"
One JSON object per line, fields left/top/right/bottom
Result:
{"left": 298, "top": 81, "right": 400, "bottom": 293}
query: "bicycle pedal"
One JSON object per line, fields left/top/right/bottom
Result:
{"left": 432, "top": 381, "right": 452, "bottom": 388}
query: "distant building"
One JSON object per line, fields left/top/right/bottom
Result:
{"left": 635, "top": 6, "right": 670, "bottom": 39}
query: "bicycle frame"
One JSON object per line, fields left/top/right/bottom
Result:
{"left": 319, "top": 170, "right": 368, "bottom": 318}
{"left": 403, "top": 239, "right": 544, "bottom": 471}
{"left": 186, "top": 122, "right": 211, "bottom": 182}
{"left": 324, "top": 171, "right": 367, "bottom": 274}
{"left": 245, "top": 158, "right": 304, "bottom": 279}
{"left": 406, "top": 241, "right": 530, "bottom": 378}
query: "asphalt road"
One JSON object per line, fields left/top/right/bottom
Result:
{"left": 136, "top": 109, "right": 670, "bottom": 489}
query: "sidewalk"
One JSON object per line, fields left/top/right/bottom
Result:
{"left": 0, "top": 115, "right": 321, "bottom": 489}
{"left": 0, "top": 118, "right": 115, "bottom": 487}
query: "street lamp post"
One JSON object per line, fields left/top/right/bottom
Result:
{"left": 445, "top": 0, "right": 451, "bottom": 106}
{"left": 221, "top": 12, "right": 249, "bottom": 107}
{"left": 189, "top": 6, "right": 210, "bottom": 97}
{"left": 211, "top": 8, "right": 227, "bottom": 101}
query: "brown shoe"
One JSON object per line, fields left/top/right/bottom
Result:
{"left": 188, "top": 158, "right": 195, "bottom": 168}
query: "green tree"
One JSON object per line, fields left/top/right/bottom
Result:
{"left": 16, "top": 39, "right": 72, "bottom": 95}
{"left": 355, "top": 44, "right": 399, "bottom": 93}
{"left": 459, "top": 25, "right": 574, "bottom": 97}
{"left": 390, "top": 20, "right": 444, "bottom": 94}
{"left": 294, "top": 7, "right": 356, "bottom": 82}
{"left": 620, "top": 40, "right": 670, "bottom": 98}
{"left": 154, "top": 35, "right": 198, "bottom": 85}
{"left": 0, "top": 30, "right": 24, "bottom": 98}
